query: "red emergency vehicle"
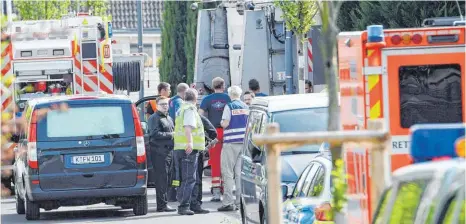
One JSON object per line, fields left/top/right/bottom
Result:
{"left": 338, "top": 17, "right": 465, "bottom": 223}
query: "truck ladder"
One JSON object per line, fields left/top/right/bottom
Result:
{"left": 78, "top": 25, "right": 100, "bottom": 93}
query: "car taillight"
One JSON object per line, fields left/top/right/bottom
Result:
{"left": 131, "top": 105, "right": 146, "bottom": 164}
{"left": 315, "top": 202, "right": 332, "bottom": 221}
{"left": 28, "top": 110, "right": 38, "bottom": 169}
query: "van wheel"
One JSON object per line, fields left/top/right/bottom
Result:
{"left": 133, "top": 195, "right": 148, "bottom": 216}
{"left": 16, "top": 193, "right": 25, "bottom": 214}
{"left": 25, "top": 196, "right": 40, "bottom": 220}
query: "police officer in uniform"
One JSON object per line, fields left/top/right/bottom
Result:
{"left": 218, "top": 86, "right": 249, "bottom": 211}
{"left": 172, "top": 88, "right": 208, "bottom": 215}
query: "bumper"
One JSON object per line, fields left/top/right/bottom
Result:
{"left": 27, "top": 170, "right": 147, "bottom": 201}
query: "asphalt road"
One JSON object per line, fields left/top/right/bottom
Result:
{"left": 1, "top": 177, "right": 242, "bottom": 224}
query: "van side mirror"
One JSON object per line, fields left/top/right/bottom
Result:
{"left": 252, "top": 152, "right": 263, "bottom": 163}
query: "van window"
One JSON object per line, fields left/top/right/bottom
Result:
{"left": 297, "top": 163, "right": 321, "bottom": 198}
{"left": 38, "top": 105, "right": 132, "bottom": 140}
{"left": 272, "top": 107, "right": 328, "bottom": 154}
{"left": 292, "top": 163, "right": 313, "bottom": 198}
{"left": 440, "top": 189, "right": 465, "bottom": 224}
{"left": 307, "top": 165, "right": 325, "bottom": 197}
{"left": 389, "top": 179, "right": 430, "bottom": 224}
{"left": 399, "top": 64, "right": 462, "bottom": 128}
{"left": 245, "top": 111, "right": 265, "bottom": 158}
{"left": 373, "top": 188, "right": 393, "bottom": 224}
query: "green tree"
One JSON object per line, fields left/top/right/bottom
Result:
{"left": 350, "top": 1, "right": 465, "bottom": 30}
{"left": 14, "top": 0, "right": 72, "bottom": 20}
{"left": 184, "top": 2, "right": 198, "bottom": 84}
{"left": 13, "top": 0, "right": 109, "bottom": 20}
{"left": 275, "top": 0, "right": 318, "bottom": 39}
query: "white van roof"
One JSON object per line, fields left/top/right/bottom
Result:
{"left": 251, "top": 92, "right": 340, "bottom": 113}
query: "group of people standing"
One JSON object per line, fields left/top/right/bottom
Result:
{"left": 146, "top": 77, "right": 266, "bottom": 215}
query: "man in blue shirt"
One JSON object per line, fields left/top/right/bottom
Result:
{"left": 199, "top": 77, "right": 231, "bottom": 201}
{"left": 248, "top": 79, "right": 268, "bottom": 97}
{"left": 169, "top": 83, "right": 190, "bottom": 122}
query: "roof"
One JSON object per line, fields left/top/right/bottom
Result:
{"left": 392, "top": 158, "right": 465, "bottom": 179}
{"left": 251, "top": 93, "right": 339, "bottom": 113}
{"left": 28, "top": 94, "right": 132, "bottom": 106}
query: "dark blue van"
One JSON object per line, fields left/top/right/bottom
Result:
{"left": 13, "top": 95, "right": 148, "bottom": 220}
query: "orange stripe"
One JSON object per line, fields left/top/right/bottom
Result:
{"left": 2, "top": 96, "right": 12, "bottom": 110}
{"left": 1, "top": 62, "right": 11, "bottom": 76}
{"left": 1, "top": 44, "right": 11, "bottom": 57}
{"left": 74, "top": 74, "right": 93, "bottom": 92}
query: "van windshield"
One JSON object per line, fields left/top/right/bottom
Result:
{"left": 272, "top": 107, "right": 328, "bottom": 155}
{"left": 38, "top": 104, "right": 133, "bottom": 141}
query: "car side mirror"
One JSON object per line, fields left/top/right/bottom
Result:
{"left": 252, "top": 152, "right": 263, "bottom": 163}
{"left": 281, "top": 185, "right": 290, "bottom": 200}
{"left": 140, "top": 121, "right": 148, "bottom": 134}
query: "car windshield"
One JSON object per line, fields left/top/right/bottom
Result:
{"left": 272, "top": 107, "right": 328, "bottom": 155}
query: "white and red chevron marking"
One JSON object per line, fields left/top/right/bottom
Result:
{"left": 1, "top": 42, "right": 14, "bottom": 112}
{"left": 307, "top": 38, "right": 313, "bottom": 73}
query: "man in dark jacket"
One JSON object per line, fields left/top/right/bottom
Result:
{"left": 148, "top": 96, "right": 177, "bottom": 212}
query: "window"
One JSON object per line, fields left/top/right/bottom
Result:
{"left": 44, "top": 106, "right": 126, "bottom": 138}
{"left": 272, "top": 107, "right": 328, "bottom": 154}
{"left": 389, "top": 179, "right": 431, "bottom": 224}
{"left": 399, "top": 64, "right": 462, "bottom": 128}
{"left": 292, "top": 164, "right": 313, "bottom": 198}
{"left": 440, "top": 189, "right": 465, "bottom": 224}
{"left": 245, "top": 111, "right": 265, "bottom": 158}
{"left": 307, "top": 165, "right": 326, "bottom": 197}
{"left": 130, "top": 43, "right": 154, "bottom": 67}
{"left": 156, "top": 43, "right": 161, "bottom": 58}
{"left": 295, "top": 163, "right": 321, "bottom": 198}
{"left": 373, "top": 188, "right": 393, "bottom": 224}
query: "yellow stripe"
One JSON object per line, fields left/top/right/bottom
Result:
{"left": 367, "top": 49, "right": 375, "bottom": 57}
{"left": 367, "top": 75, "right": 379, "bottom": 92}
{"left": 370, "top": 100, "right": 381, "bottom": 118}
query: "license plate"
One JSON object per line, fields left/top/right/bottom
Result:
{"left": 71, "top": 155, "right": 105, "bottom": 165}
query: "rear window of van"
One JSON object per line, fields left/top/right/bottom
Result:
{"left": 37, "top": 104, "right": 134, "bottom": 141}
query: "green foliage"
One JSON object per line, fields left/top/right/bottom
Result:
{"left": 347, "top": 1, "right": 465, "bottom": 30}
{"left": 160, "top": 1, "right": 199, "bottom": 91}
{"left": 330, "top": 159, "right": 348, "bottom": 214}
{"left": 274, "top": 0, "right": 317, "bottom": 38}
{"left": 13, "top": 0, "right": 109, "bottom": 20}
{"left": 14, "top": 0, "right": 71, "bottom": 20}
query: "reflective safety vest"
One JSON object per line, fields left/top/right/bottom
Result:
{"left": 224, "top": 100, "right": 249, "bottom": 143}
{"left": 149, "top": 100, "right": 157, "bottom": 112}
{"left": 174, "top": 103, "right": 205, "bottom": 150}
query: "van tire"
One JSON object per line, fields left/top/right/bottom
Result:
{"left": 25, "top": 196, "right": 40, "bottom": 220}
{"left": 16, "top": 194, "right": 25, "bottom": 214}
{"left": 133, "top": 195, "right": 148, "bottom": 216}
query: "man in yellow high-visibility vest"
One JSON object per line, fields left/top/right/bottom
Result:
{"left": 172, "top": 88, "right": 209, "bottom": 215}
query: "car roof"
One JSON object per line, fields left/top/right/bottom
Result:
{"left": 392, "top": 158, "right": 465, "bottom": 179}
{"left": 250, "top": 93, "right": 339, "bottom": 113}
{"left": 28, "top": 94, "right": 132, "bottom": 107}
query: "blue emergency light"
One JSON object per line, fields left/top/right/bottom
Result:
{"left": 410, "top": 123, "right": 466, "bottom": 163}
{"left": 367, "top": 25, "right": 384, "bottom": 43}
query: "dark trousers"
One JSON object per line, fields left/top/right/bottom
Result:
{"left": 173, "top": 150, "right": 200, "bottom": 209}
{"left": 167, "top": 151, "right": 178, "bottom": 201}
{"left": 195, "top": 152, "right": 204, "bottom": 206}
{"left": 153, "top": 151, "right": 172, "bottom": 209}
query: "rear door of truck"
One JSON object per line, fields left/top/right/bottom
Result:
{"left": 381, "top": 29, "right": 465, "bottom": 170}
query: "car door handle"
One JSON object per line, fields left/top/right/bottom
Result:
{"left": 83, "top": 173, "right": 94, "bottom": 178}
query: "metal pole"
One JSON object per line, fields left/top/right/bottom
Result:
{"left": 137, "top": 0, "right": 144, "bottom": 101}
{"left": 285, "top": 30, "right": 293, "bottom": 94}
{"left": 6, "top": 0, "right": 13, "bottom": 23}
